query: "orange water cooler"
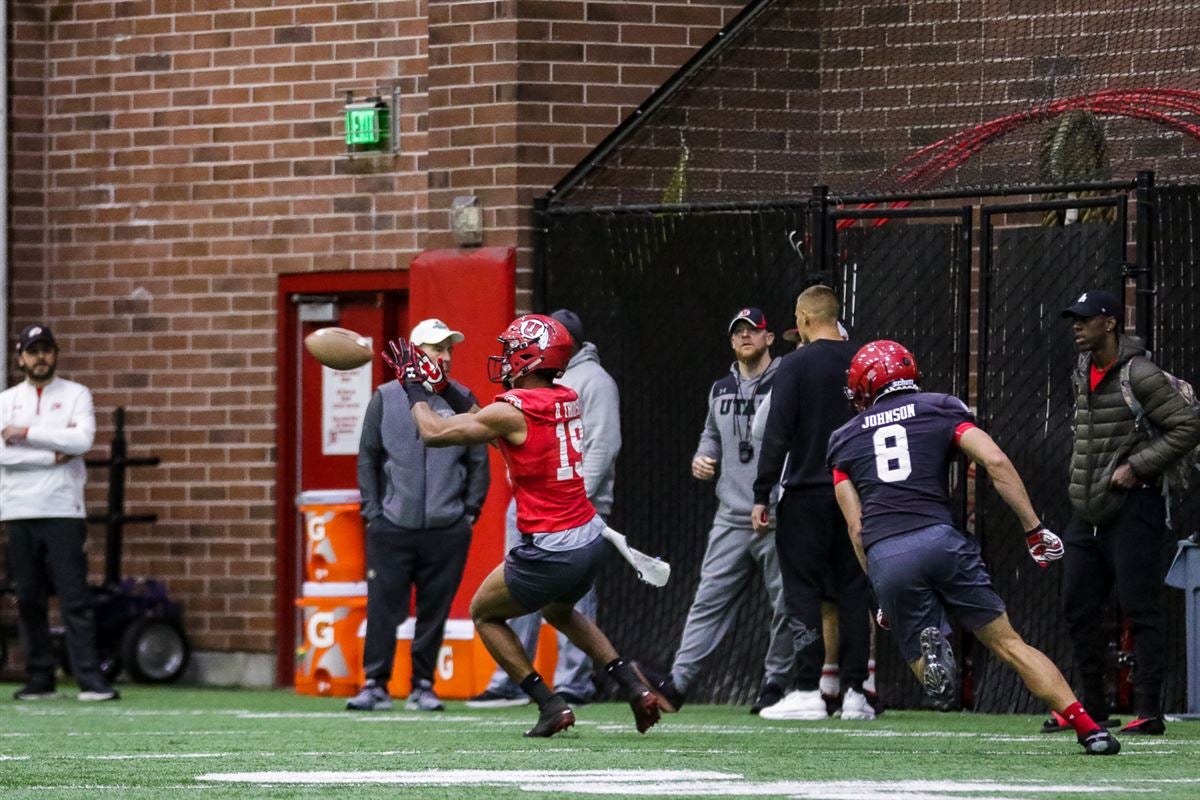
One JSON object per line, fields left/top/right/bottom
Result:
{"left": 295, "top": 582, "right": 368, "bottom": 696}
{"left": 294, "top": 489, "right": 559, "bottom": 698}
{"left": 298, "top": 489, "right": 366, "bottom": 583}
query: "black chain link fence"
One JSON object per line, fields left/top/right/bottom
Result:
{"left": 1150, "top": 185, "right": 1200, "bottom": 715}
{"left": 1152, "top": 186, "right": 1200, "bottom": 545}
{"left": 538, "top": 204, "right": 811, "bottom": 705}
{"left": 973, "top": 208, "right": 1127, "bottom": 713}
{"left": 829, "top": 213, "right": 971, "bottom": 710}
{"left": 537, "top": 186, "right": 1198, "bottom": 712}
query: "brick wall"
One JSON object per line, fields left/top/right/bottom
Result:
{"left": 558, "top": 0, "right": 1200, "bottom": 206}
{"left": 2, "top": 1, "right": 740, "bottom": 661}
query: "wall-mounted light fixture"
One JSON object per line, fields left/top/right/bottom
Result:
{"left": 450, "top": 196, "right": 483, "bottom": 246}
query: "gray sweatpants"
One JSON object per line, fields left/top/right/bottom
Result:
{"left": 671, "top": 522, "right": 793, "bottom": 693}
{"left": 484, "top": 499, "right": 598, "bottom": 700}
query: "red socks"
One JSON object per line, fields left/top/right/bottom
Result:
{"left": 1061, "top": 701, "right": 1099, "bottom": 736}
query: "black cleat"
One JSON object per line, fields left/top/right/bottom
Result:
{"left": 751, "top": 682, "right": 786, "bottom": 715}
{"left": 524, "top": 703, "right": 576, "bottom": 738}
{"left": 919, "top": 627, "right": 957, "bottom": 711}
{"left": 1041, "top": 710, "right": 1121, "bottom": 733}
{"left": 1079, "top": 727, "right": 1121, "bottom": 755}
{"left": 1120, "top": 716, "right": 1165, "bottom": 736}
{"left": 630, "top": 689, "right": 662, "bottom": 734}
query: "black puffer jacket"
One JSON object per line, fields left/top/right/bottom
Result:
{"left": 1069, "top": 334, "right": 1200, "bottom": 525}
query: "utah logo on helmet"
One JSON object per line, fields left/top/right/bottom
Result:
{"left": 846, "top": 340, "right": 922, "bottom": 412}
{"left": 487, "top": 313, "right": 573, "bottom": 385}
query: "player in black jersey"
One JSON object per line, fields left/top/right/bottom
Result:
{"left": 826, "top": 340, "right": 1119, "bottom": 756}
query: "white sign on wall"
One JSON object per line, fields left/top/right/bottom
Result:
{"left": 321, "top": 343, "right": 372, "bottom": 455}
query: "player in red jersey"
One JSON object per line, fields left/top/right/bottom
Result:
{"left": 384, "top": 314, "right": 667, "bottom": 738}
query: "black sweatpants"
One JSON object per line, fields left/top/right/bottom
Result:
{"left": 5, "top": 518, "right": 108, "bottom": 690}
{"left": 775, "top": 489, "right": 871, "bottom": 691}
{"left": 362, "top": 516, "right": 472, "bottom": 690}
{"left": 1062, "top": 488, "right": 1173, "bottom": 719}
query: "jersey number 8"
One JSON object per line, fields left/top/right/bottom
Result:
{"left": 872, "top": 423, "right": 912, "bottom": 482}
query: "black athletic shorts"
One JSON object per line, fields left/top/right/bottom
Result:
{"left": 504, "top": 516, "right": 611, "bottom": 612}
{"left": 866, "top": 523, "right": 1006, "bottom": 662}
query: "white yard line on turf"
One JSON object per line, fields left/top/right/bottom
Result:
{"left": 193, "top": 770, "right": 1176, "bottom": 798}
{"left": 198, "top": 769, "right": 737, "bottom": 785}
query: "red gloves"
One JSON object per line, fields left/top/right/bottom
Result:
{"left": 1026, "top": 525, "right": 1065, "bottom": 568}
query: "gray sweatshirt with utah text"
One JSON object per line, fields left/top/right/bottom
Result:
{"left": 695, "top": 358, "right": 779, "bottom": 525}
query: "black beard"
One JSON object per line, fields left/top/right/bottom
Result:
{"left": 22, "top": 362, "right": 56, "bottom": 382}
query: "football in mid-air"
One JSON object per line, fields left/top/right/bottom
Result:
{"left": 303, "top": 327, "right": 373, "bottom": 370}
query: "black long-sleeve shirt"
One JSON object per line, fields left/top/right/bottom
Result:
{"left": 753, "top": 338, "right": 858, "bottom": 503}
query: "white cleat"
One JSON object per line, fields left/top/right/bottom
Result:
{"left": 759, "top": 689, "right": 829, "bottom": 721}
{"left": 839, "top": 687, "right": 876, "bottom": 721}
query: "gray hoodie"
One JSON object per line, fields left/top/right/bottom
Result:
{"left": 695, "top": 358, "right": 780, "bottom": 525}
{"left": 556, "top": 342, "right": 621, "bottom": 517}
{"left": 357, "top": 380, "right": 490, "bottom": 530}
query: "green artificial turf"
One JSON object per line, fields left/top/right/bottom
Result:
{"left": 2, "top": 683, "right": 1198, "bottom": 799}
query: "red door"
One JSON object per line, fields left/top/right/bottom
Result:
{"left": 276, "top": 272, "right": 408, "bottom": 685}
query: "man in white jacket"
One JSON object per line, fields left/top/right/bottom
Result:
{"left": 1, "top": 324, "right": 117, "bottom": 701}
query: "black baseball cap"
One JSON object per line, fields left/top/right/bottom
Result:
{"left": 17, "top": 324, "right": 57, "bottom": 353}
{"left": 728, "top": 307, "right": 767, "bottom": 334}
{"left": 549, "top": 309, "right": 585, "bottom": 344}
{"left": 1061, "top": 289, "right": 1121, "bottom": 319}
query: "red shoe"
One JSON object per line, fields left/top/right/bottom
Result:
{"left": 524, "top": 704, "right": 576, "bottom": 738}
{"left": 630, "top": 689, "right": 662, "bottom": 734}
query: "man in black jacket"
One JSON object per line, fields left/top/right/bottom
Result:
{"left": 1057, "top": 289, "right": 1200, "bottom": 736}
{"left": 752, "top": 286, "right": 873, "bottom": 721}
{"left": 347, "top": 318, "right": 490, "bottom": 713}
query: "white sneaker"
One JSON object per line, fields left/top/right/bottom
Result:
{"left": 840, "top": 687, "right": 876, "bottom": 721}
{"left": 759, "top": 689, "right": 828, "bottom": 721}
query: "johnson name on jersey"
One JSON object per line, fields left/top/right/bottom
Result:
{"left": 827, "top": 391, "right": 975, "bottom": 549}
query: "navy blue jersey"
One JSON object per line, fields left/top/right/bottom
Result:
{"left": 826, "top": 391, "right": 975, "bottom": 549}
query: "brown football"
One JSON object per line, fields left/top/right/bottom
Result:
{"left": 303, "top": 327, "right": 373, "bottom": 371}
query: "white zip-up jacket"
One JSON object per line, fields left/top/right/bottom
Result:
{"left": 0, "top": 377, "right": 96, "bottom": 520}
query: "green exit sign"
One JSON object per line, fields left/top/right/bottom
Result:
{"left": 345, "top": 106, "right": 384, "bottom": 146}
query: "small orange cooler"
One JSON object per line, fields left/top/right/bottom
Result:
{"left": 383, "top": 618, "right": 560, "bottom": 698}
{"left": 295, "top": 581, "right": 368, "bottom": 697}
{"left": 297, "top": 489, "right": 365, "bottom": 583}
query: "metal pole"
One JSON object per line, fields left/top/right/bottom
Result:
{"left": 1134, "top": 170, "right": 1156, "bottom": 351}
{"left": 104, "top": 408, "right": 127, "bottom": 588}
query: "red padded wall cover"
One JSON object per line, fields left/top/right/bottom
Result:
{"left": 409, "top": 247, "right": 516, "bottom": 618}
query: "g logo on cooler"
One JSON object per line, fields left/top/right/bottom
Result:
{"left": 308, "top": 611, "right": 336, "bottom": 649}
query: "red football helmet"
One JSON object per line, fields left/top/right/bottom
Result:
{"left": 845, "top": 340, "right": 922, "bottom": 412}
{"left": 487, "top": 314, "right": 573, "bottom": 385}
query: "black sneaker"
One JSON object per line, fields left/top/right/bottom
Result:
{"left": 14, "top": 681, "right": 57, "bottom": 701}
{"left": 78, "top": 687, "right": 120, "bottom": 702}
{"left": 864, "top": 689, "right": 886, "bottom": 717}
{"left": 919, "top": 627, "right": 957, "bottom": 711}
{"left": 524, "top": 700, "right": 575, "bottom": 738}
{"left": 1120, "top": 715, "right": 1165, "bottom": 736}
{"left": 1079, "top": 727, "right": 1121, "bottom": 755}
{"left": 751, "top": 682, "right": 786, "bottom": 715}
{"left": 631, "top": 663, "right": 683, "bottom": 713}
{"left": 465, "top": 689, "right": 530, "bottom": 709}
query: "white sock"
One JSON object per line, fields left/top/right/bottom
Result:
{"left": 863, "top": 659, "right": 877, "bottom": 694}
{"left": 819, "top": 663, "right": 841, "bottom": 697}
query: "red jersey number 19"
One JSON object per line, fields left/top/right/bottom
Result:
{"left": 555, "top": 419, "right": 585, "bottom": 481}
